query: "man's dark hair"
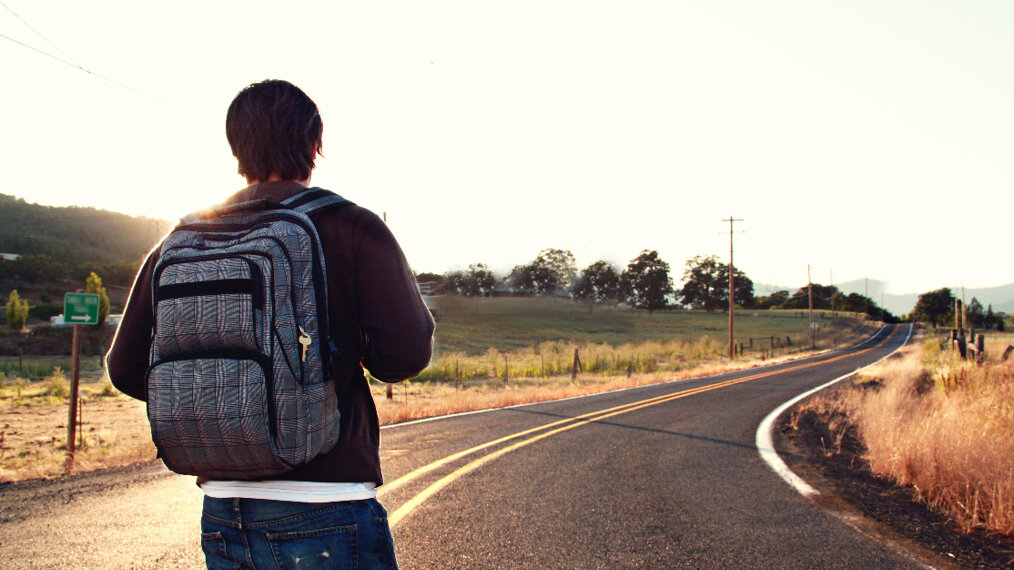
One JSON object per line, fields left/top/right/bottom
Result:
{"left": 226, "top": 79, "right": 323, "bottom": 182}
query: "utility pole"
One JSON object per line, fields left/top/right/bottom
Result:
{"left": 808, "top": 265, "right": 815, "bottom": 350}
{"left": 830, "top": 270, "right": 835, "bottom": 320}
{"left": 722, "top": 216, "right": 744, "bottom": 359}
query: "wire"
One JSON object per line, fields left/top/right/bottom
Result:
{"left": 0, "top": 0, "right": 80, "bottom": 65}
{"left": 0, "top": 21, "right": 207, "bottom": 120}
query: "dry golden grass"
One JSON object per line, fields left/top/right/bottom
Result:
{"left": 797, "top": 336, "right": 1014, "bottom": 537}
{"left": 0, "top": 331, "right": 841, "bottom": 483}
{"left": 372, "top": 352, "right": 807, "bottom": 426}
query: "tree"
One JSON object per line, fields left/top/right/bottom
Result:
{"left": 911, "top": 288, "right": 955, "bottom": 327}
{"left": 86, "top": 271, "right": 111, "bottom": 326}
{"left": 446, "top": 263, "right": 496, "bottom": 297}
{"left": 677, "top": 255, "right": 724, "bottom": 311}
{"left": 966, "top": 297, "right": 985, "bottom": 328}
{"left": 533, "top": 249, "right": 577, "bottom": 292}
{"left": 0, "top": 254, "right": 66, "bottom": 283}
{"left": 6, "top": 289, "right": 29, "bottom": 330}
{"left": 984, "top": 305, "right": 1006, "bottom": 331}
{"left": 508, "top": 248, "right": 576, "bottom": 296}
{"left": 678, "top": 255, "right": 754, "bottom": 310}
{"left": 572, "top": 260, "right": 620, "bottom": 306}
{"left": 780, "top": 283, "right": 838, "bottom": 310}
{"left": 755, "top": 290, "right": 789, "bottom": 310}
{"left": 620, "top": 250, "right": 674, "bottom": 312}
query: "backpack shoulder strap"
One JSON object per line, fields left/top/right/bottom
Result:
{"left": 281, "top": 188, "right": 354, "bottom": 217}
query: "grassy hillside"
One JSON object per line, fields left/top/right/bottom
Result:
{"left": 0, "top": 193, "right": 169, "bottom": 282}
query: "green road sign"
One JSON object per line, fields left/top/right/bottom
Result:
{"left": 64, "top": 293, "right": 100, "bottom": 325}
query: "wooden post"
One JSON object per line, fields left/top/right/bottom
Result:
{"left": 1002, "top": 345, "right": 1014, "bottom": 361}
{"left": 955, "top": 298, "right": 963, "bottom": 338}
{"left": 975, "top": 334, "right": 984, "bottom": 355}
{"left": 78, "top": 395, "right": 84, "bottom": 449}
{"left": 66, "top": 324, "right": 82, "bottom": 474}
{"left": 571, "top": 348, "right": 581, "bottom": 381}
{"left": 503, "top": 355, "right": 509, "bottom": 384}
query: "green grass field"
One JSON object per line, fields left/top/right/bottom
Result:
{"left": 0, "top": 296, "right": 872, "bottom": 390}
{"left": 422, "top": 296, "right": 872, "bottom": 383}
{"left": 433, "top": 295, "right": 865, "bottom": 355}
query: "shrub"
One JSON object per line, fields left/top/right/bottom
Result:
{"left": 41, "top": 367, "right": 69, "bottom": 399}
{"left": 6, "top": 290, "right": 29, "bottom": 330}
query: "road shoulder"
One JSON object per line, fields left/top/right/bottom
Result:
{"left": 776, "top": 406, "right": 1014, "bottom": 569}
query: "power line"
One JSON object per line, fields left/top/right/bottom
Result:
{"left": 0, "top": 28, "right": 205, "bottom": 120}
{"left": 0, "top": 0, "right": 80, "bottom": 65}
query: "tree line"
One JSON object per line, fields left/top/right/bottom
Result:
{"left": 419, "top": 248, "right": 897, "bottom": 320}
{"left": 910, "top": 288, "right": 1007, "bottom": 331}
{"left": 0, "top": 193, "right": 163, "bottom": 287}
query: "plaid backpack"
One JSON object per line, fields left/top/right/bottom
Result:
{"left": 146, "top": 188, "right": 350, "bottom": 479}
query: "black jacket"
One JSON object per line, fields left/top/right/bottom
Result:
{"left": 106, "top": 181, "right": 435, "bottom": 485}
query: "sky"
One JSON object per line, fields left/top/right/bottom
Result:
{"left": 2, "top": 1, "right": 1012, "bottom": 295}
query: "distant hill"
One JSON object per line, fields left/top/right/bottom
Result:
{"left": 756, "top": 279, "right": 1014, "bottom": 316}
{"left": 0, "top": 193, "right": 170, "bottom": 284}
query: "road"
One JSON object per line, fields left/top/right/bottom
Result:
{"left": 1, "top": 324, "right": 926, "bottom": 569}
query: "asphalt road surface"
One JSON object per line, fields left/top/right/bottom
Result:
{"left": 2, "top": 324, "right": 928, "bottom": 569}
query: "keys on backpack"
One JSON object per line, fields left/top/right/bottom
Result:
{"left": 298, "top": 327, "right": 312, "bottom": 362}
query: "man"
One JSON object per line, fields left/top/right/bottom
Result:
{"left": 107, "top": 79, "right": 434, "bottom": 569}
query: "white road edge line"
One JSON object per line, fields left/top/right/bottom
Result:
{"left": 755, "top": 323, "right": 913, "bottom": 497}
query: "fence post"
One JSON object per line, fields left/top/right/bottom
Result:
{"left": 976, "top": 334, "right": 984, "bottom": 355}
{"left": 572, "top": 348, "right": 581, "bottom": 381}
{"left": 504, "top": 355, "right": 509, "bottom": 384}
{"left": 957, "top": 334, "right": 967, "bottom": 359}
{"left": 1002, "top": 345, "right": 1014, "bottom": 361}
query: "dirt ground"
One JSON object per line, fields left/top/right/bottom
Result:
{"left": 0, "top": 394, "right": 155, "bottom": 482}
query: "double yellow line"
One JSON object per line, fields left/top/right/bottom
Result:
{"left": 383, "top": 340, "right": 884, "bottom": 527}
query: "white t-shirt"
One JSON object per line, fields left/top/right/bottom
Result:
{"left": 200, "top": 480, "right": 377, "bottom": 503}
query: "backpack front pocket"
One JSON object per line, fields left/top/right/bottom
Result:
{"left": 146, "top": 356, "right": 290, "bottom": 478}
{"left": 153, "top": 255, "right": 269, "bottom": 357}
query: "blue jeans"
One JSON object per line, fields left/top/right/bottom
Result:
{"left": 201, "top": 497, "right": 398, "bottom": 569}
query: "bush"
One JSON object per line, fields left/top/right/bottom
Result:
{"left": 41, "top": 367, "right": 69, "bottom": 399}
{"left": 6, "top": 290, "right": 29, "bottom": 330}
{"left": 28, "top": 303, "right": 62, "bottom": 322}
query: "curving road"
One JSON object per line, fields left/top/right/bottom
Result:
{"left": 1, "top": 325, "right": 927, "bottom": 569}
